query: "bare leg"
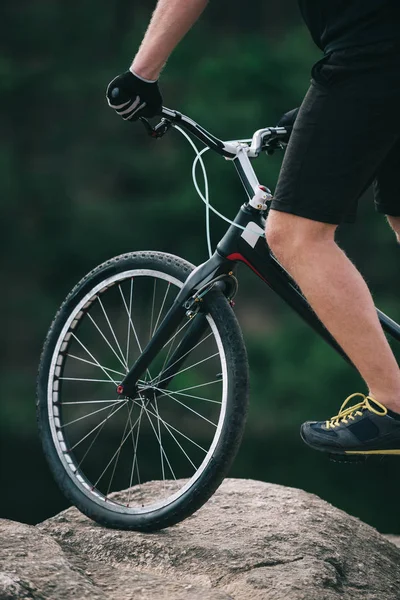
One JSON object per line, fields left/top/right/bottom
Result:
{"left": 265, "top": 210, "right": 400, "bottom": 411}
{"left": 387, "top": 215, "right": 400, "bottom": 242}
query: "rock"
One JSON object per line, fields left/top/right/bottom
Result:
{"left": 0, "top": 520, "right": 229, "bottom": 600}
{"left": 385, "top": 536, "right": 400, "bottom": 549}
{"left": 0, "top": 519, "right": 104, "bottom": 600}
{"left": 3, "top": 479, "right": 400, "bottom": 599}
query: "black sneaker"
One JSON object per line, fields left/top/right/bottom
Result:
{"left": 300, "top": 393, "right": 400, "bottom": 455}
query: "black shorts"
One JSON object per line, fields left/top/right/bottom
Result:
{"left": 271, "top": 41, "right": 400, "bottom": 224}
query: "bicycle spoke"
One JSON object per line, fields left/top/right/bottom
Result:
{"left": 147, "top": 402, "right": 207, "bottom": 454}
{"left": 87, "top": 313, "right": 128, "bottom": 372}
{"left": 156, "top": 315, "right": 193, "bottom": 384}
{"left": 149, "top": 279, "right": 157, "bottom": 343}
{"left": 69, "top": 401, "right": 127, "bottom": 452}
{"left": 172, "top": 380, "right": 222, "bottom": 393}
{"left": 59, "top": 377, "right": 116, "bottom": 383}
{"left": 93, "top": 407, "right": 144, "bottom": 489}
{"left": 160, "top": 324, "right": 180, "bottom": 376}
{"left": 119, "top": 283, "right": 153, "bottom": 381}
{"left": 161, "top": 318, "right": 191, "bottom": 350}
{"left": 165, "top": 390, "right": 221, "bottom": 404}
{"left": 153, "top": 399, "right": 166, "bottom": 488}
{"left": 66, "top": 353, "right": 125, "bottom": 378}
{"left": 141, "top": 403, "right": 207, "bottom": 452}
{"left": 159, "top": 331, "right": 214, "bottom": 380}
{"left": 70, "top": 334, "right": 118, "bottom": 385}
{"left": 69, "top": 404, "right": 123, "bottom": 452}
{"left": 154, "top": 405, "right": 197, "bottom": 469}
{"left": 106, "top": 402, "right": 135, "bottom": 497}
{"left": 118, "top": 283, "right": 144, "bottom": 354}
{"left": 62, "top": 402, "right": 124, "bottom": 427}
{"left": 125, "top": 279, "right": 133, "bottom": 367}
{"left": 152, "top": 352, "right": 219, "bottom": 387}
{"left": 142, "top": 404, "right": 176, "bottom": 480}
{"left": 127, "top": 403, "right": 143, "bottom": 507}
{"left": 97, "top": 295, "right": 128, "bottom": 371}
{"left": 76, "top": 402, "right": 126, "bottom": 470}
{"left": 151, "top": 386, "right": 217, "bottom": 427}
{"left": 61, "top": 400, "right": 126, "bottom": 405}
{"left": 152, "top": 283, "right": 170, "bottom": 337}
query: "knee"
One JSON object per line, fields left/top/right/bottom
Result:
{"left": 265, "top": 210, "right": 336, "bottom": 267}
{"left": 264, "top": 218, "right": 292, "bottom": 264}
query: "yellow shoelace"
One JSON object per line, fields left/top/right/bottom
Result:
{"left": 325, "top": 393, "right": 387, "bottom": 430}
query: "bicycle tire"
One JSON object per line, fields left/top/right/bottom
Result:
{"left": 37, "top": 251, "right": 249, "bottom": 531}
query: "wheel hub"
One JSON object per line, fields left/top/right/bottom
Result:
{"left": 117, "top": 382, "right": 157, "bottom": 405}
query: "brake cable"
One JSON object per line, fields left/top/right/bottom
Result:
{"left": 140, "top": 117, "right": 267, "bottom": 259}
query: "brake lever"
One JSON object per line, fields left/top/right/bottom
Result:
{"left": 139, "top": 117, "right": 173, "bottom": 139}
{"left": 265, "top": 140, "right": 287, "bottom": 156}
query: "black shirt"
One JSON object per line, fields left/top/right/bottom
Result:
{"left": 298, "top": 0, "right": 400, "bottom": 54}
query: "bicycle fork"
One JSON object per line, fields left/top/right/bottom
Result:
{"left": 117, "top": 252, "right": 236, "bottom": 399}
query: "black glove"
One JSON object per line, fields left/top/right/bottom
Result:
{"left": 276, "top": 107, "right": 300, "bottom": 143}
{"left": 106, "top": 70, "right": 163, "bottom": 121}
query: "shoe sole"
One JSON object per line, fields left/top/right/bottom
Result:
{"left": 345, "top": 449, "right": 400, "bottom": 455}
{"left": 329, "top": 453, "right": 366, "bottom": 464}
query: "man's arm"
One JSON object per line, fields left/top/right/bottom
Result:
{"left": 132, "top": 0, "right": 209, "bottom": 81}
{"left": 107, "top": 0, "right": 208, "bottom": 121}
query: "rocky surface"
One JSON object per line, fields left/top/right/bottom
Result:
{"left": 386, "top": 536, "right": 400, "bottom": 550}
{"left": 2, "top": 479, "right": 400, "bottom": 599}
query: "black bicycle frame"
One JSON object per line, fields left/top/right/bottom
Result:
{"left": 118, "top": 112, "right": 400, "bottom": 398}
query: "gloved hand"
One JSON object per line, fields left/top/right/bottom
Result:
{"left": 106, "top": 70, "right": 163, "bottom": 121}
{"left": 276, "top": 107, "right": 300, "bottom": 143}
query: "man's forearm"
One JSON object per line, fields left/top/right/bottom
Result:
{"left": 131, "top": 0, "right": 208, "bottom": 81}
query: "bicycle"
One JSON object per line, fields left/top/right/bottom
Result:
{"left": 37, "top": 107, "right": 400, "bottom": 531}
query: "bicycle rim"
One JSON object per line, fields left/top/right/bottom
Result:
{"left": 47, "top": 268, "right": 228, "bottom": 515}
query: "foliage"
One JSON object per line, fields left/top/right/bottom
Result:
{"left": 1, "top": 0, "right": 399, "bottom": 528}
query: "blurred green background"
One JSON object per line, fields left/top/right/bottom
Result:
{"left": 1, "top": 0, "right": 399, "bottom": 532}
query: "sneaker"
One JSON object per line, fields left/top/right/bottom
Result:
{"left": 300, "top": 393, "right": 400, "bottom": 455}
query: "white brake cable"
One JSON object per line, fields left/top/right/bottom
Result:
{"left": 175, "top": 125, "right": 250, "bottom": 259}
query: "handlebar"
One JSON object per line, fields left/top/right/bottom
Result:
{"left": 139, "top": 107, "right": 289, "bottom": 159}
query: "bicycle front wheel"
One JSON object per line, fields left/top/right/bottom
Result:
{"left": 37, "top": 251, "right": 249, "bottom": 531}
